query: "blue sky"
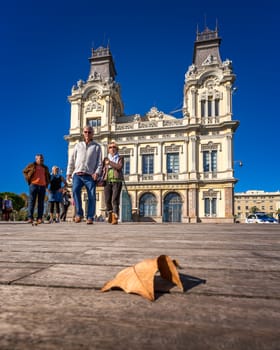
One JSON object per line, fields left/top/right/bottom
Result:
{"left": 1, "top": 0, "right": 279, "bottom": 194}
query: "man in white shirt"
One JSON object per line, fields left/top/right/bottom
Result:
{"left": 66, "top": 126, "right": 102, "bottom": 224}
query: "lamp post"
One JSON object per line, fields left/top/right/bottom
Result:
{"left": 233, "top": 160, "right": 243, "bottom": 167}
{"left": 233, "top": 160, "right": 243, "bottom": 222}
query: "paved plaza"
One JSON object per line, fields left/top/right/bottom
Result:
{"left": 0, "top": 221, "right": 279, "bottom": 350}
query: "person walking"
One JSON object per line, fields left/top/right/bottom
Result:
{"left": 103, "top": 142, "right": 124, "bottom": 225}
{"left": 60, "top": 189, "right": 71, "bottom": 221}
{"left": 23, "top": 154, "right": 50, "bottom": 224}
{"left": 2, "top": 195, "right": 13, "bottom": 221}
{"left": 0, "top": 196, "right": 2, "bottom": 220}
{"left": 47, "top": 166, "right": 67, "bottom": 223}
{"left": 66, "top": 126, "right": 102, "bottom": 225}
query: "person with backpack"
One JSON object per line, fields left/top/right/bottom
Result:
{"left": 47, "top": 166, "right": 67, "bottom": 223}
{"left": 2, "top": 195, "right": 13, "bottom": 221}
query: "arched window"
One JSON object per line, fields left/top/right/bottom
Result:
{"left": 163, "top": 192, "right": 182, "bottom": 222}
{"left": 139, "top": 193, "right": 157, "bottom": 217}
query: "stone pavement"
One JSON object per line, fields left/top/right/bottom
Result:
{"left": 0, "top": 221, "right": 279, "bottom": 350}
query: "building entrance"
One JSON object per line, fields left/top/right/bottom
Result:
{"left": 163, "top": 192, "right": 182, "bottom": 222}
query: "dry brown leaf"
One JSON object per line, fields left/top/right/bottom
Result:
{"left": 101, "top": 255, "right": 183, "bottom": 301}
{"left": 157, "top": 255, "right": 183, "bottom": 291}
{"left": 101, "top": 258, "right": 158, "bottom": 300}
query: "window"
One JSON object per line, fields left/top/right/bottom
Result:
{"left": 201, "top": 100, "right": 206, "bottom": 117}
{"left": 203, "top": 150, "right": 217, "bottom": 172}
{"left": 215, "top": 99, "right": 219, "bottom": 116}
{"left": 87, "top": 118, "right": 101, "bottom": 128}
{"left": 204, "top": 198, "right": 217, "bottom": 216}
{"left": 163, "top": 192, "right": 182, "bottom": 222}
{"left": 201, "top": 97, "right": 219, "bottom": 117}
{"left": 139, "top": 193, "right": 157, "bottom": 216}
{"left": 142, "top": 154, "right": 154, "bottom": 174}
{"left": 208, "top": 99, "right": 212, "bottom": 117}
{"left": 123, "top": 156, "right": 130, "bottom": 175}
{"left": 167, "top": 153, "right": 179, "bottom": 173}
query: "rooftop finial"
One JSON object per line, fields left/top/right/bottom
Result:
{"left": 204, "top": 13, "right": 207, "bottom": 29}
{"left": 102, "top": 32, "right": 106, "bottom": 47}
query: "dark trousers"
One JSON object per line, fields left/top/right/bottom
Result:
{"left": 104, "top": 182, "right": 122, "bottom": 216}
{"left": 49, "top": 202, "right": 60, "bottom": 214}
{"left": 28, "top": 184, "right": 46, "bottom": 220}
{"left": 60, "top": 204, "right": 70, "bottom": 221}
{"left": 2, "top": 209, "right": 12, "bottom": 221}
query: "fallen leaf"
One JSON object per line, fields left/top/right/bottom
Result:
{"left": 101, "top": 255, "right": 183, "bottom": 301}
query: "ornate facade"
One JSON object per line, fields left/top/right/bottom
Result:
{"left": 65, "top": 26, "right": 239, "bottom": 223}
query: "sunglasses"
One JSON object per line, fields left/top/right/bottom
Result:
{"left": 109, "top": 146, "right": 116, "bottom": 149}
{"left": 84, "top": 131, "right": 92, "bottom": 134}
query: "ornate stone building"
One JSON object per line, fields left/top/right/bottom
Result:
{"left": 65, "top": 26, "right": 239, "bottom": 223}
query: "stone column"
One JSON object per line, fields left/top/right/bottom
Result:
{"left": 225, "top": 187, "right": 234, "bottom": 218}
{"left": 226, "top": 135, "right": 232, "bottom": 169}
{"left": 190, "top": 136, "right": 197, "bottom": 173}
{"left": 191, "top": 89, "right": 196, "bottom": 118}
{"left": 158, "top": 142, "right": 163, "bottom": 174}
{"left": 188, "top": 187, "right": 197, "bottom": 219}
{"left": 134, "top": 144, "right": 138, "bottom": 175}
{"left": 226, "top": 85, "right": 231, "bottom": 115}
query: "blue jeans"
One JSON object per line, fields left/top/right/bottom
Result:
{"left": 72, "top": 174, "right": 96, "bottom": 220}
{"left": 28, "top": 184, "right": 46, "bottom": 220}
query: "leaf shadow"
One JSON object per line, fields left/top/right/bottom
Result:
{"left": 154, "top": 273, "right": 206, "bottom": 300}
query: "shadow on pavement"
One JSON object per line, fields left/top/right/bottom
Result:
{"left": 154, "top": 273, "right": 206, "bottom": 300}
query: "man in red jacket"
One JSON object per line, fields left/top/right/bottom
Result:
{"left": 23, "top": 154, "right": 50, "bottom": 224}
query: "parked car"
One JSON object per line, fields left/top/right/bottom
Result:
{"left": 245, "top": 213, "right": 278, "bottom": 224}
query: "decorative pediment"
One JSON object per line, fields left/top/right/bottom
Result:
{"left": 146, "top": 107, "right": 164, "bottom": 120}
{"left": 165, "top": 144, "right": 181, "bottom": 153}
{"left": 201, "top": 142, "right": 219, "bottom": 151}
{"left": 203, "top": 189, "right": 219, "bottom": 199}
{"left": 85, "top": 90, "right": 103, "bottom": 113}
{"left": 140, "top": 145, "right": 156, "bottom": 155}
{"left": 119, "top": 147, "right": 133, "bottom": 156}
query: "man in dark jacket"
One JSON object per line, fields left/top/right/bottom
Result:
{"left": 23, "top": 154, "right": 50, "bottom": 224}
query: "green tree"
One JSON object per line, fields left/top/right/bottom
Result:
{"left": 276, "top": 208, "right": 280, "bottom": 221}
{"left": 250, "top": 206, "right": 259, "bottom": 213}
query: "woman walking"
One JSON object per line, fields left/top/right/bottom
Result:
{"left": 48, "top": 166, "right": 67, "bottom": 223}
{"left": 103, "top": 142, "right": 124, "bottom": 225}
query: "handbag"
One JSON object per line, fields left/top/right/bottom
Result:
{"left": 97, "top": 179, "right": 106, "bottom": 187}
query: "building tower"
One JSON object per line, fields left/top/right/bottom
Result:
{"left": 182, "top": 25, "right": 239, "bottom": 221}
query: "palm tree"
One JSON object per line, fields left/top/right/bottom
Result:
{"left": 250, "top": 206, "right": 259, "bottom": 213}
